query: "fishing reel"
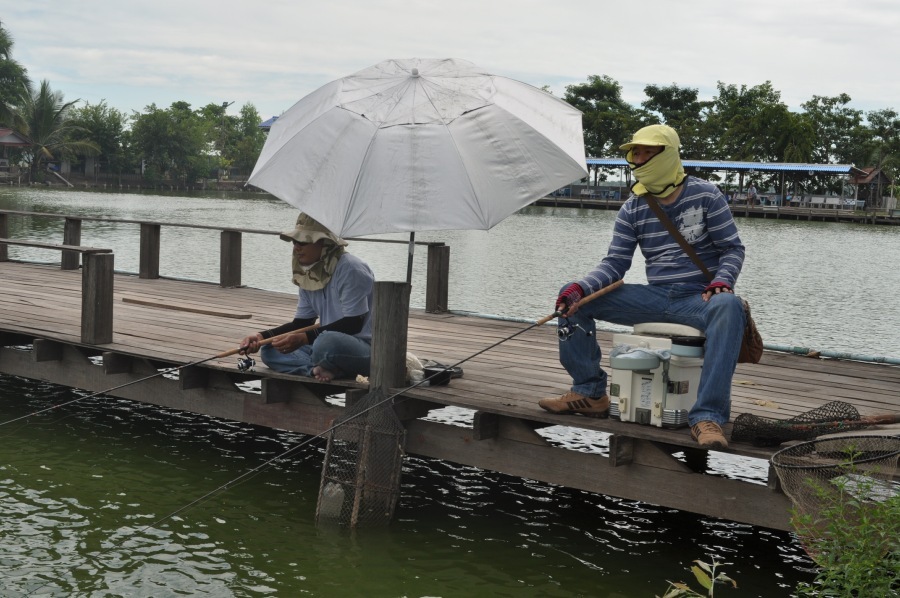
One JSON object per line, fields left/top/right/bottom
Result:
{"left": 236, "top": 356, "right": 256, "bottom": 372}
{"left": 557, "top": 318, "right": 593, "bottom": 341}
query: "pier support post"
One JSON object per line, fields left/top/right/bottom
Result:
{"left": 139, "top": 223, "right": 161, "bottom": 279}
{"left": 220, "top": 230, "right": 242, "bottom": 288}
{"left": 62, "top": 218, "right": 82, "bottom": 270}
{"left": 81, "top": 252, "right": 114, "bottom": 344}
{"left": 0, "top": 213, "right": 7, "bottom": 261}
{"left": 425, "top": 243, "right": 449, "bottom": 313}
{"left": 370, "top": 281, "right": 411, "bottom": 390}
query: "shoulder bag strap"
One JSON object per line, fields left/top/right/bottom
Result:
{"left": 643, "top": 195, "right": 714, "bottom": 282}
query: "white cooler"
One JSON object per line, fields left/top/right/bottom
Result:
{"left": 607, "top": 323, "right": 705, "bottom": 428}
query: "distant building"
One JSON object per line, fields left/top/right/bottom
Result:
{"left": 849, "top": 167, "right": 895, "bottom": 209}
{"left": 259, "top": 116, "right": 279, "bottom": 130}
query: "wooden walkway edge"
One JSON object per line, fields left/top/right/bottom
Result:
{"left": 1, "top": 261, "right": 899, "bottom": 531}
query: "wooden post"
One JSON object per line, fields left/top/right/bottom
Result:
{"left": 220, "top": 230, "right": 242, "bottom": 288}
{"left": 0, "top": 213, "right": 7, "bottom": 262}
{"left": 425, "top": 243, "right": 449, "bottom": 313}
{"left": 139, "top": 223, "right": 161, "bottom": 279}
{"left": 369, "top": 281, "right": 410, "bottom": 390}
{"left": 81, "top": 252, "right": 114, "bottom": 344}
{"left": 62, "top": 217, "right": 82, "bottom": 270}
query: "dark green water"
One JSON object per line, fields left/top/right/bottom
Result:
{"left": 0, "top": 374, "right": 813, "bottom": 597}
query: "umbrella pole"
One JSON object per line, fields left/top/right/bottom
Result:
{"left": 406, "top": 232, "right": 415, "bottom": 284}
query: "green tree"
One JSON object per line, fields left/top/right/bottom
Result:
{"left": 801, "top": 94, "right": 863, "bottom": 164}
{"left": 0, "top": 19, "right": 31, "bottom": 130}
{"left": 564, "top": 75, "right": 638, "bottom": 158}
{"left": 67, "top": 101, "right": 127, "bottom": 177}
{"left": 642, "top": 83, "right": 711, "bottom": 158}
{"left": 130, "top": 101, "right": 207, "bottom": 185}
{"left": 20, "top": 80, "right": 99, "bottom": 180}
{"left": 232, "top": 103, "right": 267, "bottom": 174}
{"left": 707, "top": 81, "right": 791, "bottom": 162}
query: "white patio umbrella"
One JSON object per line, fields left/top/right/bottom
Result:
{"left": 248, "top": 58, "right": 587, "bottom": 246}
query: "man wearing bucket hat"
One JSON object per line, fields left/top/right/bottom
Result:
{"left": 538, "top": 124, "right": 746, "bottom": 450}
{"left": 238, "top": 213, "right": 375, "bottom": 382}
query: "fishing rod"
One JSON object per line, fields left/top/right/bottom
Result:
{"left": 0, "top": 324, "right": 320, "bottom": 429}
{"left": 17, "top": 281, "right": 625, "bottom": 593}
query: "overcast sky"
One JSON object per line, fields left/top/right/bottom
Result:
{"left": 5, "top": 1, "right": 899, "bottom": 125}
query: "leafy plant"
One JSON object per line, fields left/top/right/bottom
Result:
{"left": 657, "top": 557, "right": 737, "bottom": 598}
{"left": 791, "top": 446, "right": 900, "bottom": 596}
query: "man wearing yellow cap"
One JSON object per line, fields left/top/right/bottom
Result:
{"left": 538, "top": 124, "right": 746, "bottom": 450}
{"left": 239, "top": 213, "right": 375, "bottom": 382}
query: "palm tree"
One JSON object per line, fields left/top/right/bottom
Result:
{"left": 0, "top": 19, "right": 32, "bottom": 129}
{"left": 20, "top": 80, "right": 99, "bottom": 180}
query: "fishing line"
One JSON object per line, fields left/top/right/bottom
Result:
{"left": 17, "top": 282, "right": 623, "bottom": 592}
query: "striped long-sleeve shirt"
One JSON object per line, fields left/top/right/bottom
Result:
{"left": 578, "top": 176, "right": 745, "bottom": 292}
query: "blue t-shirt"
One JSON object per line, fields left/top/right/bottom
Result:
{"left": 295, "top": 253, "right": 374, "bottom": 342}
{"left": 579, "top": 176, "right": 745, "bottom": 291}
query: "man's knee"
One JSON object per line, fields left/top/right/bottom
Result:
{"left": 708, "top": 293, "right": 745, "bottom": 321}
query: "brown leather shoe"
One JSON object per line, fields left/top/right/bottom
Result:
{"left": 691, "top": 421, "right": 728, "bottom": 450}
{"left": 539, "top": 391, "right": 609, "bottom": 418}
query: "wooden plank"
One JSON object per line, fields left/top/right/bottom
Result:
{"left": 121, "top": 296, "right": 253, "bottom": 319}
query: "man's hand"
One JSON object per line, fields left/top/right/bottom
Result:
{"left": 239, "top": 333, "right": 264, "bottom": 355}
{"left": 556, "top": 283, "right": 585, "bottom": 315}
{"left": 270, "top": 331, "right": 308, "bottom": 353}
{"left": 702, "top": 281, "right": 733, "bottom": 302}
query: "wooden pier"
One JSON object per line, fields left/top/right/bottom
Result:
{"left": 1, "top": 211, "right": 899, "bottom": 532}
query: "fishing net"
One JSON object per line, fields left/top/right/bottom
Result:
{"left": 731, "top": 401, "right": 865, "bottom": 446}
{"left": 316, "top": 388, "right": 406, "bottom": 528}
{"left": 770, "top": 435, "right": 900, "bottom": 563}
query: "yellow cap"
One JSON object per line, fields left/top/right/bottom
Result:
{"left": 619, "top": 124, "right": 681, "bottom": 152}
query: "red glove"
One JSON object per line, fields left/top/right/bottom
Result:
{"left": 704, "top": 281, "right": 732, "bottom": 293}
{"left": 556, "top": 283, "right": 585, "bottom": 313}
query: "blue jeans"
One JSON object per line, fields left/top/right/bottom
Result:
{"left": 559, "top": 282, "right": 745, "bottom": 426}
{"left": 260, "top": 331, "right": 371, "bottom": 378}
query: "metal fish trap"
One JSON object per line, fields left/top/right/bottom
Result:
{"left": 771, "top": 435, "right": 900, "bottom": 562}
{"left": 316, "top": 388, "right": 406, "bottom": 528}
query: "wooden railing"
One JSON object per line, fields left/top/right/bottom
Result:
{"left": 0, "top": 237, "right": 114, "bottom": 345}
{"left": 0, "top": 210, "right": 450, "bottom": 312}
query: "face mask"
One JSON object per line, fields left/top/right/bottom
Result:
{"left": 291, "top": 244, "right": 345, "bottom": 291}
{"left": 627, "top": 147, "right": 686, "bottom": 198}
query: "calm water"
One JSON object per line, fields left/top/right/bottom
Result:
{"left": 3, "top": 186, "right": 893, "bottom": 596}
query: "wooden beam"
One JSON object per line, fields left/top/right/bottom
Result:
{"left": 139, "top": 223, "right": 160, "bottom": 279}
{"left": 180, "top": 365, "right": 209, "bottom": 390}
{"left": 473, "top": 411, "right": 499, "bottom": 440}
{"left": 262, "top": 378, "right": 291, "bottom": 404}
{"left": 405, "top": 419, "right": 793, "bottom": 530}
{"left": 62, "top": 217, "right": 82, "bottom": 270}
{"left": 220, "top": 230, "right": 242, "bottom": 288}
{"left": 33, "top": 339, "right": 63, "bottom": 362}
{"left": 370, "top": 282, "right": 410, "bottom": 391}
{"left": 425, "top": 243, "right": 450, "bottom": 313}
{"left": 81, "top": 252, "right": 114, "bottom": 344}
{"left": 0, "top": 213, "right": 7, "bottom": 262}
{"left": 102, "top": 352, "right": 132, "bottom": 375}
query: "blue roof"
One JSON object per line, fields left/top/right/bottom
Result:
{"left": 259, "top": 116, "right": 279, "bottom": 129}
{"left": 587, "top": 158, "right": 861, "bottom": 175}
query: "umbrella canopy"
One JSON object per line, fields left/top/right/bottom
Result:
{"left": 248, "top": 58, "right": 587, "bottom": 238}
